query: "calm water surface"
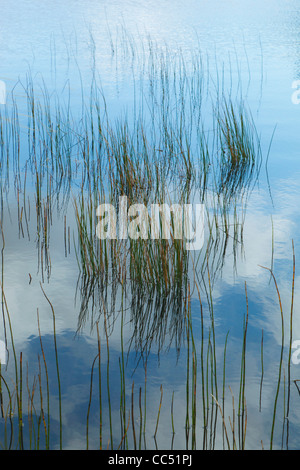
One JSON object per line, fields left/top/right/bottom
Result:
{"left": 0, "top": 0, "right": 300, "bottom": 450}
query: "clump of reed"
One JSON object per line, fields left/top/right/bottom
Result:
{"left": 0, "top": 34, "right": 264, "bottom": 295}
{"left": 0, "top": 30, "right": 284, "bottom": 451}
{"left": 215, "top": 98, "right": 262, "bottom": 197}
{"left": 0, "top": 242, "right": 296, "bottom": 449}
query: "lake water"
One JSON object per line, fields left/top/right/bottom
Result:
{"left": 0, "top": 0, "right": 300, "bottom": 450}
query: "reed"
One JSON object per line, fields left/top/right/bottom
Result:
{"left": 0, "top": 249, "right": 296, "bottom": 449}
{"left": 39, "top": 283, "right": 62, "bottom": 450}
{"left": 0, "top": 30, "right": 292, "bottom": 452}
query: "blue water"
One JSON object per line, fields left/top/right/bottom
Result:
{"left": 0, "top": 0, "right": 300, "bottom": 450}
